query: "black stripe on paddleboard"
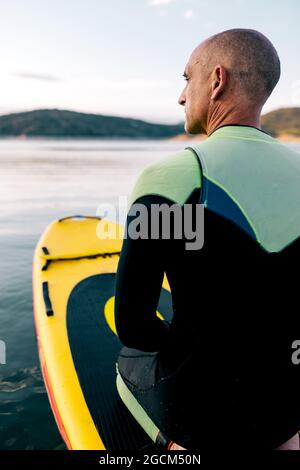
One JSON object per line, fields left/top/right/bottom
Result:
{"left": 66, "top": 273, "right": 172, "bottom": 451}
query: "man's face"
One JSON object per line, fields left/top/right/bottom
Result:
{"left": 178, "top": 47, "right": 211, "bottom": 135}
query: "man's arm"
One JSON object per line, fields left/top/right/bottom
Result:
{"left": 114, "top": 194, "right": 173, "bottom": 352}
{"left": 114, "top": 149, "right": 202, "bottom": 352}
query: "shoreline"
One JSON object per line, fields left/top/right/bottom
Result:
{"left": 168, "top": 133, "right": 300, "bottom": 143}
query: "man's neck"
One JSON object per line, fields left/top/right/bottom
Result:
{"left": 208, "top": 118, "right": 261, "bottom": 137}
{"left": 206, "top": 101, "right": 262, "bottom": 137}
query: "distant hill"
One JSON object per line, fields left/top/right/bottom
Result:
{"left": 0, "top": 107, "right": 299, "bottom": 140}
{"left": 261, "top": 107, "right": 300, "bottom": 137}
{"left": 0, "top": 109, "right": 184, "bottom": 138}
{"left": 170, "top": 107, "right": 300, "bottom": 142}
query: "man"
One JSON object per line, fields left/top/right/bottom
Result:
{"left": 114, "top": 28, "right": 300, "bottom": 450}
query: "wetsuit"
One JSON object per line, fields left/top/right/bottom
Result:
{"left": 114, "top": 124, "right": 300, "bottom": 450}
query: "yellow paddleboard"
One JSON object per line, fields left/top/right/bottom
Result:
{"left": 32, "top": 215, "right": 172, "bottom": 450}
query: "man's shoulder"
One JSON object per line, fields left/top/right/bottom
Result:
{"left": 128, "top": 148, "right": 201, "bottom": 208}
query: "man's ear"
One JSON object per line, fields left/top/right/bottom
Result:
{"left": 210, "top": 65, "right": 226, "bottom": 100}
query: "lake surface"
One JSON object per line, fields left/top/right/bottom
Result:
{"left": 0, "top": 138, "right": 189, "bottom": 450}
{"left": 0, "top": 138, "right": 299, "bottom": 450}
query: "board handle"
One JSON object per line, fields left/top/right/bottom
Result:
{"left": 58, "top": 215, "right": 102, "bottom": 222}
{"left": 42, "top": 282, "right": 54, "bottom": 317}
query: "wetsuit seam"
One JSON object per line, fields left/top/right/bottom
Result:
{"left": 130, "top": 193, "right": 179, "bottom": 207}
{"left": 185, "top": 146, "right": 206, "bottom": 205}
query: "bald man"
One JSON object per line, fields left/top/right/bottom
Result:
{"left": 115, "top": 29, "right": 300, "bottom": 451}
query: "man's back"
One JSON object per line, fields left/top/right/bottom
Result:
{"left": 116, "top": 124, "right": 300, "bottom": 448}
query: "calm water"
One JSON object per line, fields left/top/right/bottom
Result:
{"left": 0, "top": 138, "right": 189, "bottom": 450}
{"left": 1, "top": 138, "right": 300, "bottom": 450}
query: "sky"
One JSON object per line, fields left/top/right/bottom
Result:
{"left": 0, "top": 0, "right": 299, "bottom": 124}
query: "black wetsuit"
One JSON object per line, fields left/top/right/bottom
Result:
{"left": 115, "top": 125, "right": 300, "bottom": 450}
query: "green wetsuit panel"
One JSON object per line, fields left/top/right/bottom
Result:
{"left": 128, "top": 149, "right": 202, "bottom": 209}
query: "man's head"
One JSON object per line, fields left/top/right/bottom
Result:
{"left": 178, "top": 28, "right": 281, "bottom": 135}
